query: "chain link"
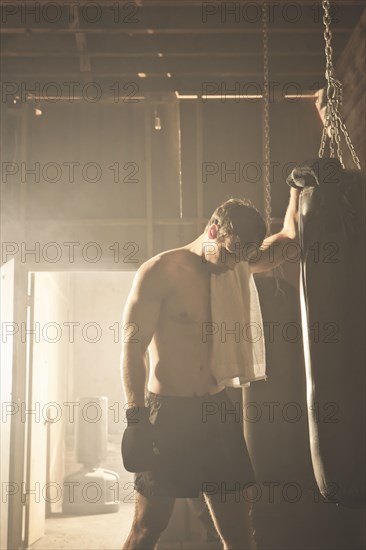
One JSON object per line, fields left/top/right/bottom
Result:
{"left": 262, "top": 3, "right": 272, "bottom": 235}
{"left": 319, "top": 0, "right": 361, "bottom": 169}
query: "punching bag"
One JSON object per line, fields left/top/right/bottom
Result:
{"left": 288, "top": 158, "right": 366, "bottom": 507}
{"left": 243, "top": 277, "right": 316, "bottom": 550}
{"left": 243, "top": 277, "right": 312, "bottom": 488}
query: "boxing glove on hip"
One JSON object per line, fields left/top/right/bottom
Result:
{"left": 121, "top": 406, "right": 161, "bottom": 472}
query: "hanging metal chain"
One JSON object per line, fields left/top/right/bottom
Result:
{"left": 262, "top": 3, "right": 272, "bottom": 236}
{"left": 262, "top": 3, "right": 286, "bottom": 283}
{"left": 319, "top": 0, "right": 361, "bottom": 169}
{"left": 262, "top": 5, "right": 285, "bottom": 282}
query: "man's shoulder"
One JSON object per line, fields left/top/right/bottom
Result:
{"left": 138, "top": 248, "right": 189, "bottom": 277}
{"left": 134, "top": 250, "right": 185, "bottom": 293}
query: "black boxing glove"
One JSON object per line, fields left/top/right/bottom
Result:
{"left": 121, "top": 405, "right": 161, "bottom": 472}
{"left": 125, "top": 405, "right": 151, "bottom": 426}
{"left": 286, "top": 158, "right": 342, "bottom": 189}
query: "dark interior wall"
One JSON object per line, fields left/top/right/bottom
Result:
{"left": 3, "top": 95, "right": 323, "bottom": 267}
{"left": 201, "top": 98, "right": 323, "bottom": 219}
{"left": 23, "top": 101, "right": 147, "bottom": 220}
{"left": 270, "top": 98, "right": 323, "bottom": 216}
{"left": 181, "top": 96, "right": 323, "bottom": 232}
{"left": 202, "top": 100, "right": 263, "bottom": 216}
{"left": 336, "top": 8, "right": 366, "bottom": 170}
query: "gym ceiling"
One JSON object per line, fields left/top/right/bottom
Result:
{"left": 1, "top": 1, "right": 365, "bottom": 97}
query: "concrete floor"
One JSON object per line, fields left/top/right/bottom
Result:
{"left": 30, "top": 505, "right": 134, "bottom": 550}
{"left": 29, "top": 505, "right": 220, "bottom": 550}
{"left": 30, "top": 434, "right": 136, "bottom": 550}
{"left": 28, "top": 434, "right": 218, "bottom": 550}
{"left": 28, "top": 498, "right": 366, "bottom": 550}
{"left": 28, "top": 435, "right": 366, "bottom": 550}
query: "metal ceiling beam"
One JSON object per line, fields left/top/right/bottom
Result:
{"left": 0, "top": 51, "right": 337, "bottom": 58}
{"left": 1, "top": 0, "right": 361, "bottom": 5}
{"left": 2, "top": 71, "right": 324, "bottom": 77}
{"left": 0, "top": 27, "right": 356, "bottom": 35}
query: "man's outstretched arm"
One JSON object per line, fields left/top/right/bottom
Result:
{"left": 249, "top": 187, "right": 301, "bottom": 274}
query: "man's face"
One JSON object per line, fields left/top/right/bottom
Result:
{"left": 203, "top": 226, "right": 244, "bottom": 273}
{"left": 203, "top": 225, "right": 260, "bottom": 273}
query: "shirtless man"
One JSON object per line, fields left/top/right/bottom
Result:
{"left": 121, "top": 190, "right": 300, "bottom": 550}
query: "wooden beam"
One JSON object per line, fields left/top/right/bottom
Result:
{"left": 2, "top": 70, "right": 325, "bottom": 77}
{"left": 67, "top": 4, "right": 91, "bottom": 73}
{"left": 1, "top": 0, "right": 361, "bottom": 5}
{"left": 0, "top": 51, "right": 335, "bottom": 58}
{"left": 196, "top": 98, "right": 204, "bottom": 235}
{"left": 0, "top": 27, "right": 357, "bottom": 35}
{"left": 144, "top": 96, "right": 154, "bottom": 257}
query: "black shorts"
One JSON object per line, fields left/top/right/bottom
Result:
{"left": 134, "top": 389, "right": 256, "bottom": 498}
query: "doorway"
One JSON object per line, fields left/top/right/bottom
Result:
{"left": 24, "top": 270, "right": 136, "bottom": 549}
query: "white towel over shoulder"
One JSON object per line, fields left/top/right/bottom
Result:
{"left": 210, "top": 262, "right": 267, "bottom": 388}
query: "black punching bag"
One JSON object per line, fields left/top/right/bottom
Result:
{"left": 288, "top": 158, "right": 366, "bottom": 507}
{"left": 243, "top": 276, "right": 316, "bottom": 550}
{"left": 243, "top": 277, "right": 312, "bottom": 489}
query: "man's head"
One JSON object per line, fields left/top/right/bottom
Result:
{"left": 203, "top": 198, "right": 266, "bottom": 271}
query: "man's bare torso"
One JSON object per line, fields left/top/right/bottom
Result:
{"left": 146, "top": 248, "right": 225, "bottom": 397}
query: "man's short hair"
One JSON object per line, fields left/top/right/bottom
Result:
{"left": 205, "top": 198, "right": 266, "bottom": 247}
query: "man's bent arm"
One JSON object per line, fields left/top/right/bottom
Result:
{"left": 249, "top": 187, "right": 300, "bottom": 273}
{"left": 121, "top": 260, "right": 167, "bottom": 408}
